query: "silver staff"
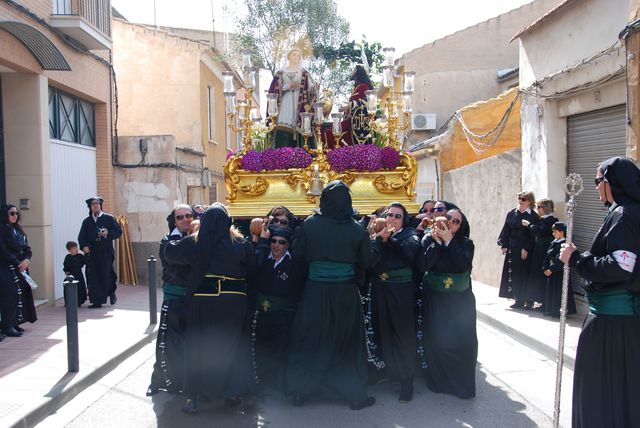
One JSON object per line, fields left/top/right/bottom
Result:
{"left": 553, "top": 173, "right": 583, "bottom": 428}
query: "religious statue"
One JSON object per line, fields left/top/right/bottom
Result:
{"left": 267, "top": 48, "right": 317, "bottom": 148}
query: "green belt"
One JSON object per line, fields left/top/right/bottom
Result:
{"left": 423, "top": 271, "right": 471, "bottom": 293}
{"left": 308, "top": 261, "right": 355, "bottom": 282}
{"left": 374, "top": 267, "right": 413, "bottom": 283}
{"left": 588, "top": 289, "right": 640, "bottom": 316}
{"left": 255, "top": 291, "right": 297, "bottom": 313}
{"left": 194, "top": 274, "right": 246, "bottom": 297}
{"left": 163, "top": 283, "right": 187, "bottom": 300}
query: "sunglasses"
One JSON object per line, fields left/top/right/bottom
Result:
{"left": 8, "top": 211, "right": 18, "bottom": 216}
{"left": 271, "top": 218, "right": 289, "bottom": 226}
{"left": 175, "top": 213, "right": 193, "bottom": 221}
{"left": 536, "top": 205, "right": 545, "bottom": 209}
{"left": 445, "top": 215, "right": 462, "bottom": 225}
{"left": 424, "top": 208, "right": 436, "bottom": 213}
{"left": 518, "top": 197, "right": 528, "bottom": 202}
{"left": 270, "top": 238, "right": 288, "bottom": 245}
{"left": 594, "top": 177, "right": 605, "bottom": 187}
{"left": 385, "top": 213, "right": 403, "bottom": 219}
{"left": 434, "top": 206, "right": 446, "bottom": 212}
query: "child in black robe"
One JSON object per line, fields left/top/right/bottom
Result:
{"left": 63, "top": 241, "right": 87, "bottom": 307}
{"left": 541, "top": 222, "right": 576, "bottom": 317}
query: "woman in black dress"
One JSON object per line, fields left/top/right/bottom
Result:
{"left": 164, "top": 203, "right": 258, "bottom": 413}
{"left": 0, "top": 204, "right": 37, "bottom": 337}
{"left": 418, "top": 208, "right": 477, "bottom": 398}
{"left": 498, "top": 191, "right": 539, "bottom": 309}
{"left": 522, "top": 198, "right": 558, "bottom": 309}
{"left": 368, "top": 202, "right": 420, "bottom": 402}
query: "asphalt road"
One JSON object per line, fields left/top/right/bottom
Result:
{"left": 37, "top": 320, "right": 572, "bottom": 428}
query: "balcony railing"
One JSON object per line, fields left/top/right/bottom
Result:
{"left": 53, "top": 0, "right": 111, "bottom": 37}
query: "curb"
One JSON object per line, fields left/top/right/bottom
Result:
{"left": 477, "top": 310, "right": 575, "bottom": 370}
{"left": 9, "top": 328, "right": 158, "bottom": 428}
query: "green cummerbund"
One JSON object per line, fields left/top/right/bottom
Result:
{"left": 255, "top": 291, "right": 298, "bottom": 313}
{"left": 308, "top": 261, "right": 355, "bottom": 282}
{"left": 375, "top": 267, "right": 413, "bottom": 283}
{"left": 163, "top": 283, "right": 187, "bottom": 301}
{"left": 423, "top": 271, "right": 471, "bottom": 293}
{"left": 588, "top": 289, "right": 640, "bottom": 316}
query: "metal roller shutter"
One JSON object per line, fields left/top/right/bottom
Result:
{"left": 567, "top": 104, "right": 627, "bottom": 293}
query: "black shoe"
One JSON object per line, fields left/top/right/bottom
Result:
{"left": 2, "top": 327, "right": 22, "bottom": 337}
{"left": 146, "top": 386, "right": 159, "bottom": 396}
{"left": 14, "top": 325, "right": 24, "bottom": 333}
{"left": 399, "top": 381, "right": 414, "bottom": 403}
{"left": 224, "top": 397, "right": 242, "bottom": 408}
{"left": 292, "top": 395, "right": 306, "bottom": 407}
{"left": 110, "top": 294, "right": 117, "bottom": 305}
{"left": 510, "top": 301, "right": 525, "bottom": 309}
{"left": 182, "top": 398, "right": 198, "bottom": 414}
{"left": 88, "top": 303, "right": 102, "bottom": 309}
{"left": 350, "top": 396, "right": 375, "bottom": 410}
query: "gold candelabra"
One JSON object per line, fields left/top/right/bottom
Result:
{"left": 223, "top": 51, "right": 278, "bottom": 153}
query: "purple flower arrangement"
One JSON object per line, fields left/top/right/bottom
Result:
{"left": 328, "top": 145, "right": 401, "bottom": 172}
{"left": 239, "top": 145, "right": 400, "bottom": 172}
{"left": 240, "top": 147, "right": 313, "bottom": 172}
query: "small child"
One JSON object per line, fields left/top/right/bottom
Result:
{"left": 542, "top": 222, "right": 576, "bottom": 317}
{"left": 63, "top": 241, "right": 88, "bottom": 307}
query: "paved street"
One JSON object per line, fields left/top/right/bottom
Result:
{"left": 36, "top": 318, "right": 573, "bottom": 428}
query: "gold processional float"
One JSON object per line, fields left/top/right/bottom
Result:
{"left": 222, "top": 48, "right": 420, "bottom": 218}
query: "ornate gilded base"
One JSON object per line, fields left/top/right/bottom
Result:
{"left": 224, "top": 153, "right": 419, "bottom": 218}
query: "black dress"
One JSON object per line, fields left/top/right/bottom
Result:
{"left": 164, "top": 206, "right": 259, "bottom": 400}
{"left": 63, "top": 253, "right": 88, "bottom": 306}
{"left": 148, "top": 229, "right": 191, "bottom": 394}
{"left": 525, "top": 215, "right": 557, "bottom": 304}
{"left": 497, "top": 208, "right": 539, "bottom": 302}
{"left": 368, "top": 227, "right": 420, "bottom": 382}
{"left": 77, "top": 213, "right": 122, "bottom": 305}
{"left": 569, "top": 157, "right": 640, "bottom": 428}
{"left": 418, "top": 234, "right": 477, "bottom": 399}
{"left": 249, "top": 240, "right": 306, "bottom": 390}
{"left": 0, "top": 225, "right": 37, "bottom": 329}
{"left": 541, "top": 238, "right": 576, "bottom": 317}
{"left": 286, "top": 181, "right": 372, "bottom": 403}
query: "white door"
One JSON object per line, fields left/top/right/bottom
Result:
{"left": 51, "top": 140, "right": 96, "bottom": 300}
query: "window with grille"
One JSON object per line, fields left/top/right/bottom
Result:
{"left": 48, "top": 87, "right": 95, "bottom": 147}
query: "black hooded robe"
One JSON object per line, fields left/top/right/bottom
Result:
{"left": 541, "top": 238, "right": 576, "bottom": 317}
{"left": 368, "top": 227, "right": 420, "bottom": 383}
{"left": 418, "top": 233, "right": 477, "bottom": 399}
{"left": 164, "top": 205, "right": 258, "bottom": 400}
{"left": 525, "top": 215, "right": 558, "bottom": 304}
{"left": 285, "top": 181, "right": 371, "bottom": 403}
{"left": 569, "top": 157, "right": 640, "bottom": 428}
{"left": 497, "top": 208, "right": 539, "bottom": 302}
{"left": 78, "top": 211, "right": 122, "bottom": 305}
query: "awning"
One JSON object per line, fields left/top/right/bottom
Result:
{"left": 0, "top": 21, "right": 71, "bottom": 71}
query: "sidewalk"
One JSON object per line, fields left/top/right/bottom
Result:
{"left": 0, "top": 285, "right": 160, "bottom": 428}
{"left": 0, "top": 281, "right": 583, "bottom": 428}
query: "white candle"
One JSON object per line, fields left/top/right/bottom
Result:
{"left": 223, "top": 72, "right": 234, "bottom": 93}
{"left": 267, "top": 94, "right": 279, "bottom": 116}
{"left": 303, "top": 115, "right": 311, "bottom": 134}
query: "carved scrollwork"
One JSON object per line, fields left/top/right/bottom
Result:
{"left": 373, "top": 175, "right": 405, "bottom": 193}
{"left": 224, "top": 155, "right": 269, "bottom": 201}
{"left": 239, "top": 177, "right": 269, "bottom": 196}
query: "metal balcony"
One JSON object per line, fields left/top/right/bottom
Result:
{"left": 50, "top": 0, "right": 112, "bottom": 50}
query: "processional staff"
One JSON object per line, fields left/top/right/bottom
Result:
{"left": 553, "top": 173, "right": 583, "bottom": 428}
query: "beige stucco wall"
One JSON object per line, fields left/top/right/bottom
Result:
{"left": 113, "top": 19, "right": 204, "bottom": 151}
{"left": 398, "top": 0, "right": 559, "bottom": 136}
{"left": 442, "top": 149, "right": 522, "bottom": 287}
{"left": 519, "top": 0, "right": 630, "bottom": 204}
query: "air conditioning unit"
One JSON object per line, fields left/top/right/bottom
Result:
{"left": 411, "top": 113, "right": 436, "bottom": 131}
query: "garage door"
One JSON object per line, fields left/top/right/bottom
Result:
{"left": 567, "top": 104, "right": 627, "bottom": 293}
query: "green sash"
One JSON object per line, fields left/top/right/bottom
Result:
{"left": 375, "top": 267, "right": 413, "bottom": 283}
{"left": 308, "top": 261, "right": 355, "bottom": 282}
{"left": 588, "top": 289, "right": 640, "bottom": 316}
{"left": 423, "top": 271, "right": 471, "bottom": 293}
{"left": 163, "top": 283, "right": 187, "bottom": 301}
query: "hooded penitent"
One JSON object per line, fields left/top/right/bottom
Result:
{"left": 319, "top": 180, "right": 353, "bottom": 222}
{"left": 600, "top": 157, "right": 640, "bottom": 205}
{"left": 195, "top": 203, "right": 233, "bottom": 276}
